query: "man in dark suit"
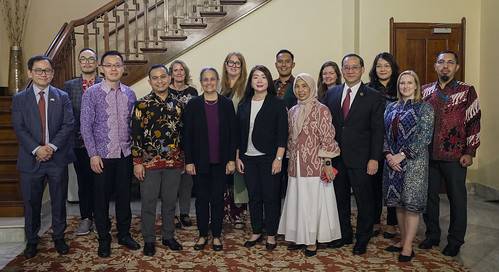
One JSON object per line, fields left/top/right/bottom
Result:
{"left": 11, "top": 55, "right": 75, "bottom": 258}
{"left": 322, "top": 53, "right": 384, "bottom": 255}
{"left": 62, "top": 48, "right": 101, "bottom": 236}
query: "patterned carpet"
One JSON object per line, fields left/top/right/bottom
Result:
{"left": 3, "top": 215, "right": 469, "bottom": 272}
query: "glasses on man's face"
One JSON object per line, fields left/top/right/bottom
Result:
{"left": 342, "top": 65, "right": 361, "bottom": 71}
{"left": 32, "top": 68, "right": 54, "bottom": 76}
{"left": 436, "top": 60, "right": 457, "bottom": 66}
{"left": 101, "top": 63, "right": 124, "bottom": 69}
{"left": 226, "top": 60, "right": 241, "bottom": 68}
{"left": 79, "top": 57, "right": 97, "bottom": 64}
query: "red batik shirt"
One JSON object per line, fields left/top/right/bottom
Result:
{"left": 422, "top": 80, "right": 481, "bottom": 161}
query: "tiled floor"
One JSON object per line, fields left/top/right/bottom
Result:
{"left": 1, "top": 195, "right": 498, "bottom": 271}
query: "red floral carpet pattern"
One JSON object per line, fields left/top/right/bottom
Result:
{"left": 3, "top": 215, "right": 468, "bottom": 272}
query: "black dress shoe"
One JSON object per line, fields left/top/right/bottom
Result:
{"left": 194, "top": 237, "right": 208, "bottom": 250}
{"left": 54, "top": 239, "right": 69, "bottom": 255}
{"left": 442, "top": 244, "right": 461, "bottom": 257}
{"left": 212, "top": 238, "right": 223, "bottom": 251}
{"left": 265, "top": 242, "right": 277, "bottom": 251}
{"left": 418, "top": 238, "right": 440, "bottom": 249}
{"left": 384, "top": 245, "right": 402, "bottom": 252}
{"left": 327, "top": 238, "right": 350, "bottom": 249}
{"left": 179, "top": 214, "right": 192, "bottom": 227}
{"left": 174, "top": 216, "right": 182, "bottom": 229}
{"left": 352, "top": 242, "right": 367, "bottom": 255}
{"left": 24, "top": 243, "right": 38, "bottom": 259}
{"left": 118, "top": 236, "right": 141, "bottom": 250}
{"left": 371, "top": 229, "right": 381, "bottom": 237}
{"left": 243, "top": 235, "right": 263, "bottom": 248}
{"left": 143, "top": 242, "right": 156, "bottom": 256}
{"left": 398, "top": 250, "right": 415, "bottom": 262}
{"left": 383, "top": 231, "right": 397, "bottom": 239}
{"left": 162, "top": 238, "right": 183, "bottom": 251}
{"left": 287, "top": 243, "right": 304, "bottom": 250}
{"left": 304, "top": 248, "right": 317, "bottom": 257}
{"left": 98, "top": 240, "right": 111, "bottom": 258}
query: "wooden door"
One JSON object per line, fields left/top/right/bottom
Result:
{"left": 390, "top": 18, "right": 466, "bottom": 85}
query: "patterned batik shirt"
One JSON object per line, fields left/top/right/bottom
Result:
{"left": 422, "top": 79, "right": 481, "bottom": 161}
{"left": 131, "top": 91, "right": 184, "bottom": 170}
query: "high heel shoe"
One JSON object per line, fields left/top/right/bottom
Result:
{"left": 398, "top": 250, "right": 415, "bottom": 262}
{"left": 265, "top": 241, "right": 277, "bottom": 251}
{"left": 243, "top": 235, "right": 263, "bottom": 248}
{"left": 212, "top": 237, "right": 223, "bottom": 251}
{"left": 193, "top": 237, "right": 208, "bottom": 251}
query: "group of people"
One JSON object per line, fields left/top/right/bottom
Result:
{"left": 11, "top": 46, "right": 480, "bottom": 264}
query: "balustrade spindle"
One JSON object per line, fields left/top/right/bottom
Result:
{"left": 104, "top": 13, "right": 110, "bottom": 51}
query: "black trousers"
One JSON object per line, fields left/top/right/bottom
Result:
{"left": 93, "top": 155, "right": 132, "bottom": 241}
{"left": 333, "top": 158, "right": 374, "bottom": 244}
{"left": 193, "top": 163, "right": 226, "bottom": 237}
{"left": 372, "top": 159, "right": 397, "bottom": 226}
{"left": 279, "top": 158, "right": 289, "bottom": 198}
{"left": 242, "top": 155, "right": 281, "bottom": 236}
{"left": 20, "top": 163, "right": 68, "bottom": 244}
{"left": 423, "top": 160, "right": 468, "bottom": 247}
{"left": 73, "top": 147, "right": 94, "bottom": 220}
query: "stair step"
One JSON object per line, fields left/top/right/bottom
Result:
{"left": 124, "top": 59, "right": 149, "bottom": 65}
{"left": 0, "top": 109, "right": 12, "bottom": 125}
{"left": 220, "top": 0, "right": 247, "bottom": 5}
{"left": 0, "top": 124, "right": 16, "bottom": 141}
{"left": 180, "top": 23, "right": 208, "bottom": 29}
{"left": 0, "top": 217, "right": 25, "bottom": 242}
{"left": 0, "top": 140, "right": 18, "bottom": 157}
{"left": 199, "top": 11, "right": 227, "bottom": 17}
{"left": 0, "top": 96, "right": 12, "bottom": 111}
{"left": 160, "top": 35, "right": 188, "bottom": 41}
{"left": 140, "top": 47, "right": 168, "bottom": 53}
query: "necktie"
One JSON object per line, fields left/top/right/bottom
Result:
{"left": 38, "top": 91, "right": 46, "bottom": 145}
{"left": 342, "top": 88, "right": 352, "bottom": 119}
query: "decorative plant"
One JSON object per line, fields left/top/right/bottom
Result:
{"left": 0, "top": 0, "right": 30, "bottom": 46}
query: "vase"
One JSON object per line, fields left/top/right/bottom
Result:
{"left": 8, "top": 45, "right": 25, "bottom": 95}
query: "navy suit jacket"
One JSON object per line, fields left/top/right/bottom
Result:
{"left": 63, "top": 76, "right": 102, "bottom": 146}
{"left": 322, "top": 83, "right": 384, "bottom": 168}
{"left": 11, "top": 85, "right": 75, "bottom": 173}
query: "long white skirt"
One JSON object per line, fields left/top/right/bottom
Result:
{"left": 278, "top": 153, "right": 342, "bottom": 245}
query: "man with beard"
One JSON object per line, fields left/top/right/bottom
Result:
{"left": 63, "top": 48, "right": 102, "bottom": 236}
{"left": 131, "top": 64, "right": 185, "bottom": 256}
{"left": 419, "top": 50, "right": 481, "bottom": 257}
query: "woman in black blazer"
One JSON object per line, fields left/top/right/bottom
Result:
{"left": 183, "top": 67, "right": 237, "bottom": 251}
{"left": 236, "top": 65, "right": 288, "bottom": 250}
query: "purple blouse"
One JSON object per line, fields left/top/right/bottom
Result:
{"left": 80, "top": 81, "right": 136, "bottom": 159}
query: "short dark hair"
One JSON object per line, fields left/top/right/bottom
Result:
{"left": 100, "top": 50, "right": 124, "bottom": 65}
{"left": 342, "top": 53, "right": 364, "bottom": 67}
{"left": 27, "top": 55, "right": 54, "bottom": 71}
{"left": 148, "top": 64, "right": 169, "bottom": 78}
{"left": 79, "top": 48, "right": 97, "bottom": 58}
{"left": 242, "top": 65, "right": 276, "bottom": 103}
{"left": 276, "top": 49, "right": 294, "bottom": 61}
{"left": 437, "top": 50, "right": 459, "bottom": 64}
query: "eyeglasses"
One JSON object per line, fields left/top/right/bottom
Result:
{"left": 101, "top": 63, "right": 124, "bottom": 69}
{"left": 32, "top": 68, "right": 54, "bottom": 75}
{"left": 436, "top": 60, "right": 457, "bottom": 65}
{"left": 342, "top": 65, "right": 361, "bottom": 71}
{"left": 79, "top": 57, "right": 97, "bottom": 63}
{"left": 226, "top": 60, "right": 241, "bottom": 68}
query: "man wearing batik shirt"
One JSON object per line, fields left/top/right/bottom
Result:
{"left": 419, "top": 50, "right": 481, "bottom": 257}
{"left": 80, "top": 50, "right": 139, "bottom": 258}
{"left": 131, "top": 64, "right": 185, "bottom": 256}
{"left": 63, "top": 48, "right": 101, "bottom": 236}
{"left": 273, "top": 49, "right": 297, "bottom": 110}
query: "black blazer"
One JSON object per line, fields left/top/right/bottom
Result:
{"left": 183, "top": 94, "right": 237, "bottom": 174}
{"left": 322, "top": 83, "right": 384, "bottom": 168}
{"left": 237, "top": 94, "right": 288, "bottom": 157}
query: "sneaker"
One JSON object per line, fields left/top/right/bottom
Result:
{"left": 75, "top": 218, "right": 93, "bottom": 236}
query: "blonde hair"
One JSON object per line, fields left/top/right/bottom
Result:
{"left": 397, "top": 70, "right": 422, "bottom": 102}
{"left": 221, "top": 52, "right": 247, "bottom": 99}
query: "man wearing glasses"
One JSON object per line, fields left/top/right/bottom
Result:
{"left": 12, "top": 55, "right": 75, "bottom": 258}
{"left": 419, "top": 50, "right": 481, "bottom": 257}
{"left": 322, "top": 53, "right": 384, "bottom": 255}
{"left": 63, "top": 48, "right": 102, "bottom": 236}
{"left": 80, "top": 50, "right": 139, "bottom": 257}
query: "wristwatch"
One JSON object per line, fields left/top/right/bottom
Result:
{"left": 400, "top": 151, "right": 406, "bottom": 157}
{"left": 275, "top": 156, "right": 283, "bottom": 161}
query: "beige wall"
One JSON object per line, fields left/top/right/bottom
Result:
{"left": 0, "top": 20, "right": 8, "bottom": 86}
{"left": 472, "top": 0, "right": 499, "bottom": 191}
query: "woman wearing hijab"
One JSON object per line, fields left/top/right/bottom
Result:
{"left": 278, "top": 73, "right": 342, "bottom": 257}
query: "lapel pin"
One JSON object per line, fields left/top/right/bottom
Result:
{"left": 50, "top": 98, "right": 55, "bottom": 102}
{"left": 360, "top": 92, "right": 364, "bottom": 96}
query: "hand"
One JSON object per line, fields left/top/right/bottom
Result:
{"left": 134, "top": 164, "right": 145, "bottom": 181}
{"left": 35, "top": 145, "right": 53, "bottom": 161}
{"left": 236, "top": 158, "right": 245, "bottom": 174}
{"left": 322, "top": 165, "right": 336, "bottom": 182}
{"left": 186, "top": 163, "right": 196, "bottom": 175}
{"left": 272, "top": 159, "right": 282, "bottom": 175}
{"left": 460, "top": 154, "right": 473, "bottom": 167}
{"left": 226, "top": 161, "right": 235, "bottom": 175}
{"left": 90, "top": 156, "right": 104, "bottom": 174}
{"left": 367, "top": 159, "right": 378, "bottom": 175}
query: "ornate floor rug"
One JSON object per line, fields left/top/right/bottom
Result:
{"left": 3, "top": 215, "right": 468, "bottom": 272}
